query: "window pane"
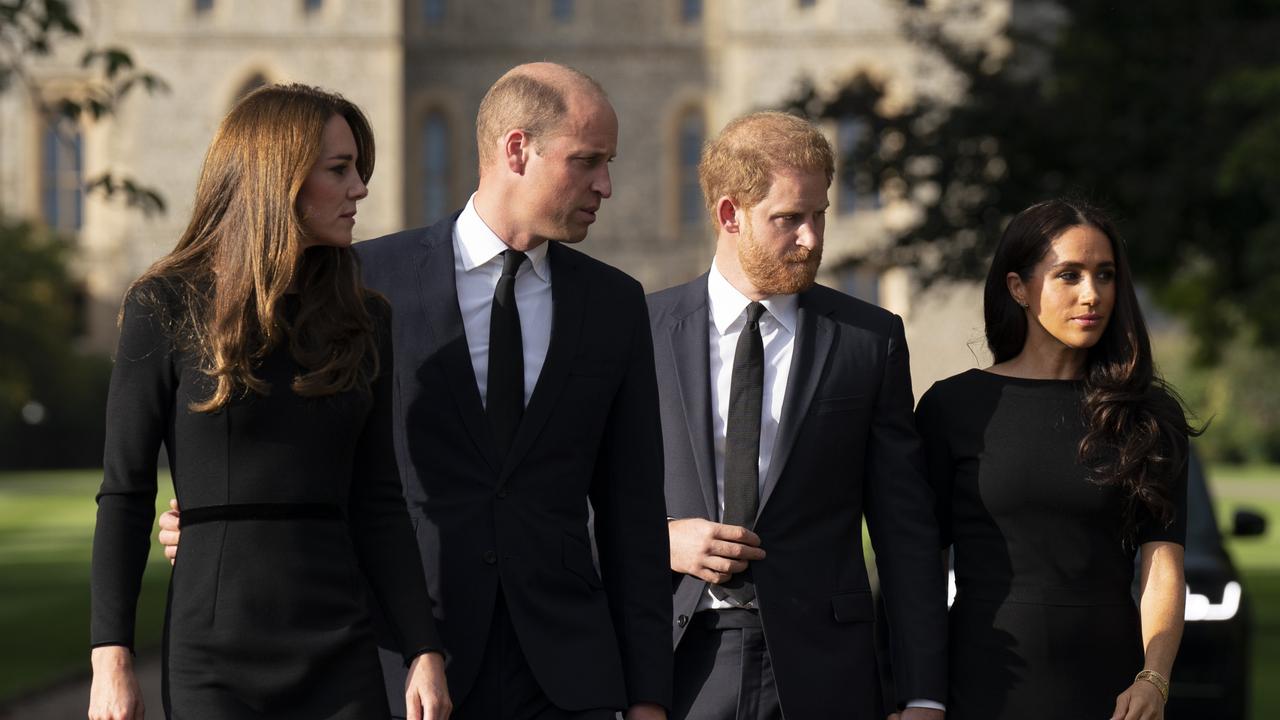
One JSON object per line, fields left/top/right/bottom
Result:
{"left": 195, "top": 0, "right": 214, "bottom": 13}
{"left": 304, "top": 0, "right": 323, "bottom": 13}
{"left": 42, "top": 119, "right": 83, "bottom": 233}
{"left": 678, "top": 112, "right": 704, "bottom": 226}
{"left": 422, "top": 114, "right": 449, "bottom": 224}
{"left": 682, "top": 0, "right": 702, "bottom": 23}
{"left": 423, "top": 0, "right": 445, "bottom": 24}
{"left": 551, "top": 0, "right": 574, "bottom": 22}
{"left": 838, "top": 117, "right": 876, "bottom": 215}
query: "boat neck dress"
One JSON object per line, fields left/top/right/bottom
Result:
{"left": 91, "top": 286, "right": 440, "bottom": 719}
{"left": 915, "top": 369, "right": 1186, "bottom": 720}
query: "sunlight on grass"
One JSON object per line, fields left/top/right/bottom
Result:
{"left": 0, "top": 470, "right": 174, "bottom": 700}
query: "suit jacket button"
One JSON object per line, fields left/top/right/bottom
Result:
{"left": 677, "top": 614, "right": 689, "bottom": 628}
{"left": 482, "top": 550, "right": 498, "bottom": 565}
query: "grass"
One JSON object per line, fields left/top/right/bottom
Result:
{"left": 1210, "top": 464, "right": 1280, "bottom": 719}
{"left": 0, "top": 469, "right": 174, "bottom": 701}
{"left": 1, "top": 465, "right": 1278, "bottom": 717}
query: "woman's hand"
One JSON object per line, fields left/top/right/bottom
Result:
{"left": 405, "top": 651, "right": 451, "bottom": 720}
{"left": 1110, "top": 678, "right": 1165, "bottom": 720}
{"left": 88, "top": 646, "right": 144, "bottom": 720}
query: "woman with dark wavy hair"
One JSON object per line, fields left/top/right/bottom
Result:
{"left": 915, "top": 199, "right": 1192, "bottom": 720}
{"left": 88, "top": 84, "right": 450, "bottom": 719}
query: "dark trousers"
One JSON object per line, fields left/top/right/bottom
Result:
{"left": 451, "top": 589, "right": 615, "bottom": 720}
{"left": 672, "top": 610, "right": 781, "bottom": 720}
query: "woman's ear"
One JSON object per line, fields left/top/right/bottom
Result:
{"left": 1006, "top": 272, "right": 1029, "bottom": 309}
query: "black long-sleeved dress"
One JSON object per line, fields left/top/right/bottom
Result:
{"left": 915, "top": 369, "right": 1186, "bottom": 720}
{"left": 91, "top": 285, "right": 440, "bottom": 719}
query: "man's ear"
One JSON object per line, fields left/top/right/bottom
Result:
{"left": 504, "top": 129, "right": 531, "bottom": 175}
{"left": 716, "top": 197, "right": 742, "bottom": 234}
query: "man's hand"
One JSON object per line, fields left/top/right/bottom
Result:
{"left": 668, "top": 518, "right": 765, "bottom": 584}
{"left": 158, "top": 499, "right": 180, "bottom": 566}
{"left": 624, "top": 702, "right": 667, "bottom": 720}
{"left": 405, "top": 651, "right": 451, "bottom": 720}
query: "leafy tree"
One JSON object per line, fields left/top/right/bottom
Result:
{"left": 1, "top": 0, "right": 168, "bottom": 214}
{"left": 792, "top": 0, "right": 1280, "bottom": 362}
{"left": 1, "top": 0, "right": 166, "bottom": 466}
{"left": 0, "top": 217, "right": 111, "bottom": 468}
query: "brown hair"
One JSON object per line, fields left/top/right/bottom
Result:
{"left": 127, "top": 83, "right": 379, "bottom": 412}
{"left": 984, "top": 199, "right": 1200, "bottom": 538}
{"left": 698, "top": 111, "right": 835, "bottom": 221}
{"left": 474, "top": 63, "right": 605, "bottom": 168}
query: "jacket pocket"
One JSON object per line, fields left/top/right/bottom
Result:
{"left": 813, "top": 394, "right": 871, "bottom": 415}
{"left": 831, "top": 590, "right": 874, "bottom": 623}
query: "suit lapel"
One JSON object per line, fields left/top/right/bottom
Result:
{"left": 758, "top": 290, "right": 835, "bottom": 516}
{"left": 668, "top": 275, "right": 719, "bottom": 520}
{"left": 498, "top": 242, "right": 585, "bottom": 484}
{"left": 414, "top": 223, "right": 502, "bottom": 476}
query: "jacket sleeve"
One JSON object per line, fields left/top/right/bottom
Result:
{"left": 348, "top": 300, "right": 443, "bottom": 664}
{"left": 91, "top": 289, "right": 177, "bottom": 650}
{"left": 861, "top": 315, "right": 949, "bottom": 709}
{"left": 588, "top": 287, "right": 674, "bottom": 710}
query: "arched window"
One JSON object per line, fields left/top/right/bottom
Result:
{"left": 837, "top": 116, "right": 877, "bottom": 214}
{"left": 677, "top": 110, "right": 704, "bottom": 227}
{"left": 551, "top": 0, "right": 574, "bottom": 22}
{"left": 234, "top": 73, "right": 269, "bottom": 104}
{"left": 420, "top": 112, "right": 450, "bottom": 225}
{"left": 681, "top": 0, "right": 702, "bottom": 23}
{"left": 422, "top": 0, "right": 446, "bottom": 25}
{"left": 42, "top": 117, "right": 82, "bottom": 233}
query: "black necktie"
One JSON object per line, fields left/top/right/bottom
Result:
{"left": 487, "top": 250, "right": 527, "bottom": 456}
{"left": 718, "top": 301, "right": 765, "bottom": 604}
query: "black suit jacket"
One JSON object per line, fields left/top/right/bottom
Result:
{"left": 356, "top": 214, "right": 673, "bottom": 712}
{"left": 648, "top": 274, "right": 947, "bottom": 718}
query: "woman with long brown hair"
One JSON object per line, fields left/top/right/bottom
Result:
{"left": 916, "top": 199, "right": 1192, "bottom": 720}
{"left": 88, "top": 84, "right": 450, "bottom": 719}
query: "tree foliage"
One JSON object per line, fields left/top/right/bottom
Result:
{"left": 792, "top": 0, "right": 1280, "bottom": 362}
{"left": 1, "top": 0, "right": 168, "bottom": 214}
{"left": 1, "top": 0, "right": 165, "bottom": 466}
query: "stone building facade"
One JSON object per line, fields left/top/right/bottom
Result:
{"left": 2, "top": 0, "right": 1014, "bottom": 391}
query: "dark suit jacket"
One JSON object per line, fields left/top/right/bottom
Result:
{"left": 648, "top": 274, "right": 947, "bottom": 718}
{"left": 356, "top": 214, "right": 673, "bottom": 712}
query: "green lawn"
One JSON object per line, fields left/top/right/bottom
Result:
{"left": 0, "top": 470, "right": 174, "bottom": 700}
{"left": 1, "top": 466, "right": 1278, "bottom": 717}
{"left": 1209, "top": 467, "right": 1280, "bottom": 720}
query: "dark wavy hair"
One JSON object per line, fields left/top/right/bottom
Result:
{"left": 126, "top": 83, "right": 379, "bottom": 412}
{"left": 984, "top": 199, "right": 1199, "bottom": 537}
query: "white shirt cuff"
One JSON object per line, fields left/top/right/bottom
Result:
{"left": 906, "top": 699, "right": 946, "bottom": 711}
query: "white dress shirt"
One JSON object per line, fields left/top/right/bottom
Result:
{"left": 453, "top": 195, "right": 552, "bottom": 408}
{"left": 695, "top": 260, "right": 946, "bottom": 713}
{"left": 699, "top": 259, "right": 798, "bottom": 611}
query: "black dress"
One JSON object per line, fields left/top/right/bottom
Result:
{"left": 915, "top": 369, "right": 1186, "bottom": 720}
{"left": 90, "top": 286, "right": 440, "bottom": 719}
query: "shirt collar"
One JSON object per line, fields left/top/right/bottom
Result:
{"left": 707, "top": 258, "right": 799, "bottom": 336}
{"left": 454, "top": 194, "right": 551, "bottom": 282}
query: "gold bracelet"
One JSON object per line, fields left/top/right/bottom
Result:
{"left": 1135, "top": 669, "right": 1169, "bottom": 703}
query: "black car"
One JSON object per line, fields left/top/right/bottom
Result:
{"left": 1165, "top": 451, "right": 1267, "bottom": 720}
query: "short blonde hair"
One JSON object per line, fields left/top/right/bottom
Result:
{"left": 475, "top": 64, "right": 605, "bottom": 167}
{"left": 699, "top": 111, "right": 834, "bottom": 219}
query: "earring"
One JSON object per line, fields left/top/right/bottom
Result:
{"left": 1019, "top": 301, "right": 1029, "bottom": 309}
